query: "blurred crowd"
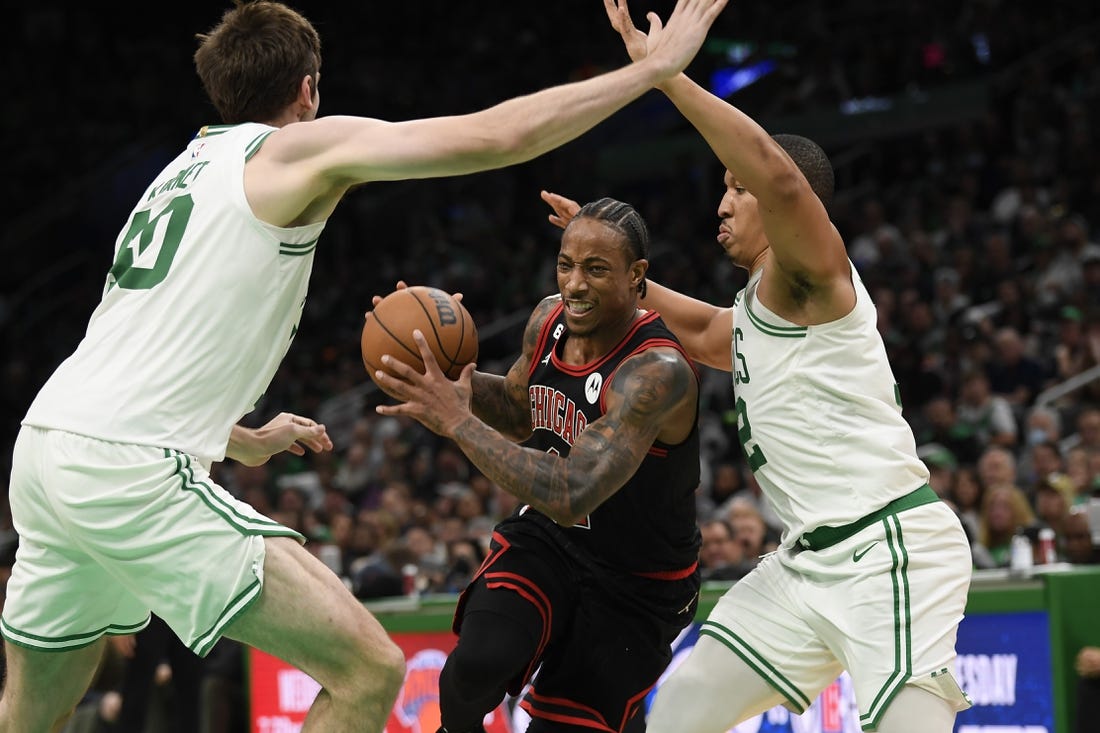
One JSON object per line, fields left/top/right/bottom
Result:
{"left": 3, "top": 1, "right": 1100, "bottom": 731}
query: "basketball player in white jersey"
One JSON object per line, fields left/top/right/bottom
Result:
{"left": 0, "top": 2, "right": 730, "bottom": 731}
{"left": 536, "top": 2, "right": 975, "bottom": 731}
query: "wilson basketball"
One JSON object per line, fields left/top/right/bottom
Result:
{"left": 361, "top": 286, "right": 478, "bottom": 386}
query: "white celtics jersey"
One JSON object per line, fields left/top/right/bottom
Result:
{"left": 24, "top": 123, "right": 324, "bottom": 466}
{"left": 731, "top": 263, "right": 928, "bottom": 548}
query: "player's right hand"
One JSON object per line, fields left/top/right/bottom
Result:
{"left": 540, "top": 190, "right": 581, "bottom": 230}
{"left": 604, "top": 0, "right": 649, "bottom": 63}
{"left": 623, "top": 0, "right": 728, "bottom": 80}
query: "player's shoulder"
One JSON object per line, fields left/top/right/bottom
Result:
{"left": 527, "top": 294, "right": 562, "bottom": 329}
{"left": 616, "top": 344, "right": 697, "bottom": 389}
{"left": 519, "top": 295, "right": 563, "bottom": 356}
{"left": 610, "top": 346, "right": 698, "bottom": 416}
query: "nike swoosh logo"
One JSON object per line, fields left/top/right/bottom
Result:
{"left": 852, "top": 541, "right": 879, "bottom": 562}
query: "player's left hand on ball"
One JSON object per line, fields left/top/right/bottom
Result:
{"left": 368, "top": 280, "right": 409, "bottom": 313}
{"left": 366, "top": 280, "right": 462, "bottom": 317}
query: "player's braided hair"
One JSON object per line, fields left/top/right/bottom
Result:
{"left": 771, "top": 134, "right": 835, "bottom": 206}
{"left": 573, "top": 197, "right": 651, "bottom": 298}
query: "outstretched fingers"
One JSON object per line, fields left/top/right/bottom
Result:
{"left": 540, "top": 190, "right": 581, "bottom": 230}
{"left": 643, "top": 0, "right": 729, "bottom": 79}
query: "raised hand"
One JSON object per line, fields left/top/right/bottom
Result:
{"left": 635, "top": 0, "right": 727, "bottom": 80}
{"left": 540, "top": 190, "right": 582, "bottom": 230}
{"left": 604, "top": 0, "right": 649, "bottom": 63}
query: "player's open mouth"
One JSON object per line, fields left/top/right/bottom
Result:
{"left": 565, "top": 301, "right": 593, "bottom": 315}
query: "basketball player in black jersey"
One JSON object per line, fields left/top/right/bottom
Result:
{"left": 375, "top": 198, "right": 702, "bottom": 733}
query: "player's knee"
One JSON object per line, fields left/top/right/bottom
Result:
{"left": 355, "top": 633, "right": 406, "bottom": 700}
{"left": 324, "top": 619, "right": 406, "bottom": 706}
{"left": 374, "top": 636, "right": 407, "bottom": 696}
{"left": 437, "top": 607, "right": 540, "bottom": 709}
{"left": 442, "top": 644, "right": 510, "bottom": 700}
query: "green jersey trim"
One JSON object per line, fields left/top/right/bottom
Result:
{"left": 279, "top": 237, "right": 319, "bottom": 257}
{"left": 245, "top": 130, "right": 275, "bottom": 161}
{"left": 744, "top": 300, "right": 808, "bottom": 338}
{"left": 797, "top": 484, "right": 937, "bottom": 551}
{"left": 197, "top": 124, "right": 237, "bottom": 138}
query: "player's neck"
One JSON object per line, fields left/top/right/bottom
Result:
{"left": 561, "top": 308, "right": 642, "bottom": 366}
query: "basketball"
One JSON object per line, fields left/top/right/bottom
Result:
{"left": 361, "top": 286, "right": 478, "bottom": 386}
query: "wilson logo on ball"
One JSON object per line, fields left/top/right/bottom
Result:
{"left": 426, "top": 288, "right": 458, "bottom": 326}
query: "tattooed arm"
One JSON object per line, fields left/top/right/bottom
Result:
{"left": 468, "top": 296, "right": 559, "bottom": 442}
{"left": 375, "top": 336, "right": 698, "bottom": 526}
{"left": 462, "top": 347, "right": 697, "bottom": 523}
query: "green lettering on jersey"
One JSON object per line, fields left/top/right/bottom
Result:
{"left": 735, "top": 396, "right": 768, "bottom": 472}
{"left": 108, "top": 194, "right": 193, "bottom": 290}
{"left": 733, "top": 327, "right": 750, "bottom": 385}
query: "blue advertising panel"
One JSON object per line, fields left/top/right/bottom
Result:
{"left": 628, "top": 611, "right": 1053, "bottom": 733}
{"left": 954, "top": 610, "right": 1054, "bottom": 733}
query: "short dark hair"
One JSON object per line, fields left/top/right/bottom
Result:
{"left": 194, "top": 1, "right": 322, "bottom": 124}
{"left": 570, "top": 197, "right": 650, "bottom": 297}
{"left": 772, "top": 134, "right": 835, "bottom": 206}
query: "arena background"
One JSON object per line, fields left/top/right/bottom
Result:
{"left": 5, "top": 2, "right": 1100, "bottom": 732}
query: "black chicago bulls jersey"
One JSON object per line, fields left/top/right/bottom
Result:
{"left": 520, "top": 301, "right": 701, "bottom": 574}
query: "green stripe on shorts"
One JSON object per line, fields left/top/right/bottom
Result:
{"left": 191, "top": 578, "right": 262, "bottom": 657}
{"left": 168, "top": 450, "right": 303, "bottom": 540}
{"left": 861, "top": 513, "right": 913, "bottom": 729}
{"left": 0, "top": 616, "right": 150, "bottom": 652}
{"left": 700, "top": 620, "right": 812, "bottom": 713}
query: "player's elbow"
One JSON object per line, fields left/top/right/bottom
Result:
{"left": 560, "top": 480, "right": 609, "bottom": 526}
{"left": 453, "top": 116, "right": 534, "bottom": 169}
{"left": 768, "top": 166, "right": 808, "bottom": 204}
{"left": 539, "top": 486, "right": 594, "bottom": 527}
{"left": 486, "top": 127, "right": 540, "bottom": 167}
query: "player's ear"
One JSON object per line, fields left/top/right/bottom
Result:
{"left": 630, "top": 259, "right": 649, "bottom": 289}
{"left": 297, "top": 75, "right": 317, "bottom": 114}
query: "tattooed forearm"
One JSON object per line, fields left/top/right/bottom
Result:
{"left": 468, "top": 296, "right": 560, "bottom": 442}
{"left": 450, "top": 345, "right": 694, "bottom": 526}
{"left": 470, "top": 372, "right": 530, "bottom": 441}
{"left": 451, "top": 416, "right": 581, "bottom": 524}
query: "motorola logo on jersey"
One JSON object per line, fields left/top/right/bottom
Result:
{"left": 584, "top": 373, "right": 603, "bottom": 404}
{"left": 529, "top": 384, "right": 589, "bottom": 445}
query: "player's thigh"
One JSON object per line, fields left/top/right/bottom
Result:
{"left": 3, "top": 428, "right": 150, "bottom": 650}
{"left": 771, "top": 504, "right": 971, "bottom": 730}
{"left": 527, "top": 586, "right": 681, "bottom": 729}
{"left": 223, "top": 536, "right": 403, "bottom": 692}
{"left": 647, "top": 635, "right": 786, "bottom": 732}
{"left": 875, "top": 685, "right": 958, "bottom": 733}
{"left": 701, "top": 555, "right": 841, "bottom": 714}
{"left": 818, "top": 504, "right": 971, "bottom": 725}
